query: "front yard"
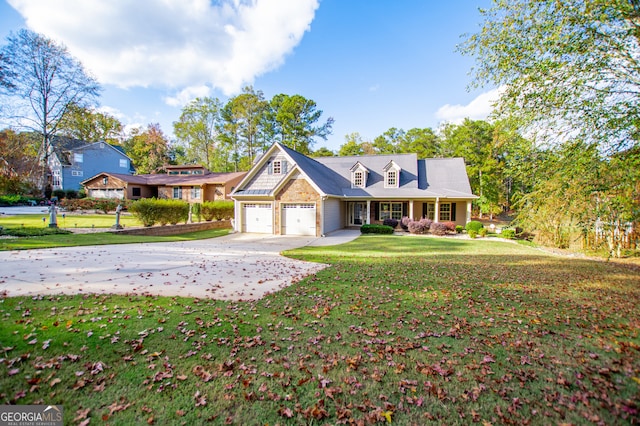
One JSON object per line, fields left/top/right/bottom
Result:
{"left": 0, "top": 236, "right": 638, "bottom": 424}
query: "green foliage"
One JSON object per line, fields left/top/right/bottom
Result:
{"left": 0, "top": 194, "right": 34, "bottom": 206}
{"left": 64, "top": 189, "right": 78, "bottom": 199}
{"left": 360, "top": 224, "right": 394, "bottom": 234}
{"left": 465, "top": 220, "right": 484, "bottom": 233}
{"left": 455, "top": 225, "right": 464, "bottom": 234}
{"left": 52, "top": 189, "right": 65, "bottom": 199}
{"left": 122, "top": 124, "right": 170, "bottom": 174}
{"left": 460, "top": 0, "right": 640, "bottom": 152}
{"left": 478, "top": 228, "right": 488, "bottom": 237}
{"left": 468, "top": 229, "right": 478, "bottom": 238}
{"left": 129, "top": 198, "right": 189, "bottom": 226}
{"left": 191, "top": 202, "right": 202, "bottom": 222}
{"left": 201, "top": 200, "right": 234, "bottom": 221}
{"left": 173, "top": 97, "right": 223, "bottom": 170}
{"left": 57, "top": 102, "right": 123, "bottom": 144}
{"left": 1, "top": 227, "right": 71, "bottom": 237}
{"left": 501, "top": 229, "right": 516, "bottom": 239}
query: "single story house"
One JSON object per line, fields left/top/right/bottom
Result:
{"left": 81, "top": 165, "right": 246, "bottom": 202}
{"left": 231, "top": 142, "right": 478, "bottom": 236}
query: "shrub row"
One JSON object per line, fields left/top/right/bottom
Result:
{"left": 59, "top": 198, "right": 127, "bottom": 213}
{"left": 129, "top": 198, "right": 189, "bottom": 227}
{"left": 400, "top": 217, "right": 458, "bottom": 235}
{"left": 201, "top": 201, "right": 234, "bottom": 221}
{"left": 52, "top": 189, "right": 86, "bottom": 200}
{"left": 360, "top": 224, "right": 394, "bottom": 234}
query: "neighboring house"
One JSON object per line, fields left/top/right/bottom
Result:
{"left": 231, "top": 142, "right": 478, "bottom": 237}
{"left": 48, "top": 136, "right": 134, "bottom": 191}
{"left": 81, "top": 165, "right": 246, "bottom": 202}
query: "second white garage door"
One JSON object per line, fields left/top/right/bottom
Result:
{"left": 282, "top": 203, "right": 316, "bottom": 236}
{"left": 243, "top": 204, "right": 273, "bottom": 233}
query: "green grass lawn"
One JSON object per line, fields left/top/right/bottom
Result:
{"left": 0, "top": 213, "right": 142, "bottom": 229}
{"left": 0, "top": 236, "right": 638, "bottom": 425}
{"left": 0, "top": 213, "right": 231, "bottom": 250}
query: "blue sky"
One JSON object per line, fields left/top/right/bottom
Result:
{"left": 1, "top": 0, "right": 497, "bottom": 152}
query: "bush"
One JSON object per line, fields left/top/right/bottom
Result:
{"left": 129, "top": 198, "right": 161, "bottom": 227}
{"left": 65, "top": 190, "right": 78, "bottom": 199}
{"left": 465, "top": 220, "right": 484, "bottom": 233}
{"left": 429, "top": 222, "right": 449, "bottom": 236}
{"left": 192, "top": 202, "right": 202, "bottom": 222}
{"left": 478, "top": 228, "right": 488, "bottom": 237}
{"left": 94, "top": 198, "right": 119, "bottom": 214}
{"left": 382, "top": 218, "right": 398, "bottom": 228}
{"left": 441, "top": 221, "right": 456, "bottom": 232}
{"left": 400, "top": 216, "right": 411, "bottom": 231}
{"left": 52, "top": 189, "right": 66, "bottom": 199}
{"left": 201, "top": 201, "right": 234, "bottom": 221}
{"left": 360, "top": 224, "right": 394, "bottom": 234}
{"left": 407, "top": 219, "right": 427, "bottom": 234}
{"left": 455, "top": 225, "right": 464, "bottom": 234}
{"left": 501, "top": 229, "right": 516, "bottom": 239}
{"left": 468, "top": 230, "right": 478, "bottom": 239}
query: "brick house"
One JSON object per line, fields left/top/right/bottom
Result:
{"left": 81, "top": 165, "right": 245, "bottom": 202}
{"left": 231, "top": 142, "right": 478, "bottom": 236}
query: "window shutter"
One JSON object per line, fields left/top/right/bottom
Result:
{"left": 282, "top": 161, "right": 288, "bottom": 174}
{"left": 267, "top": 162, "right": 273, "bottom": 175}
{"left": 402, "top": 203, "right": 408, "bottom": 217}
{"left": 451, "top": 202, "right": 457, "bottom": 221}
{"left": 373, "top": 202, "right": 379, "bottom": 219}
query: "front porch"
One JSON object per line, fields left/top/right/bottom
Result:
{"left": 345, "top": 199, "right": 472, "bottom": 227}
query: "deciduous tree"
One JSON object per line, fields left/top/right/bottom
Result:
{"left": 57, "top": 103, "right": 123, "bottom": 145}
{"left": 0, "top": 29, "right": 100, "bottom": 194}
{"left": 123, "top": 123, "right": 170, "bottom": 174}
{"left": 173, "top": 97, "right": 223, "bottom": 170}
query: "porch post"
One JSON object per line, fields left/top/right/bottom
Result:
{"left": 366, "top": 200, "right": 371, "bottom": 224}
{"left": 409, "top": 200, "right": 414, "bottom": 220}
{"left": 434, "top": 198, "right": 440, "bottom": 223}
{"left": 466, "top": 201, "right": 472, "bottom": 224}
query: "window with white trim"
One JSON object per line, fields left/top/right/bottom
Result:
{"left": 353, "top": 171, "right": 364, "bottom": 188}
{"left": 119, "top": 159, "right": 128, "bottom": 168}
{"left": 71, "top": 170, "right": 83, "bottom": 177}
{"left": 173, "top": 187, "right": 183, "bottom": 199}
{"left": 439, "top": 203, "right": 451, "bottom": 221}
{"left": 191, "top": 186, "right": 201, "bottom": 199}
{"left": 385, "top": 170, "right": 398, "bottom": 188}
{"left": 74, "top": 153, "right": 83, "bottom": 163}
{"left": 425, "top": 203, "right": 435, "bottom": 220}
{"left": 272, "top": 160, "right": 282, "bottom": 175}
{"left": 380, "top": 202, "right": 403, "bottom": 220}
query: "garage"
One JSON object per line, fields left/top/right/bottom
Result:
{"left": 282, "top": 203, "right": 316, "bottom": 236}
{"left": 242, "top": 203, "right": 273, "bottom": 233}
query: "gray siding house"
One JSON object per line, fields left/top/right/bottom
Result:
{"left": 231, "top": 142, "right": 478, "bottom": 237}
{"left": 48, "top": 136, "right": 134, "bottom": 191}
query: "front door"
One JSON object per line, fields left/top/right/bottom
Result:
{"left": 350, "top": 202, "right": 367, "bottom": 226}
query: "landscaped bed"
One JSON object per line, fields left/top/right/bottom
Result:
{"left": 0, "top": 235, "right": 638, "bottom": 424}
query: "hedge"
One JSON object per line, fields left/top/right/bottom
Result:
{"left": 360, "top": 224, "right": 394, "bottom": 234}
{"left": 129, "top": 198, "right": 189, "bottom": 227}
{"left": 201, "top": 201, "right": 234, "bottom": 221}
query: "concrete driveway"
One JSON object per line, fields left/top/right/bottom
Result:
{"left": 0, "top": 231, "right": 359, "bottom": 300}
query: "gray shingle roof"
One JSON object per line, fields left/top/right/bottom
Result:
{"left": 274, "top": 143, "right": 475, "bottom": 199}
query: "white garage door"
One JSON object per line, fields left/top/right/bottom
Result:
{"left": 282, "top": 203, "right": 316, "bottom": 236}
{"left": 243, "top": 204, "right": 273, "bottom": 233}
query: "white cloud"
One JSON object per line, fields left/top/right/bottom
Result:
{"left": 164, "top": 85, "right": 212, "bottom": 107}
{"left": 435, "top": 86, "right": 505, "bottom": 124}
{"left": 8, "top": 0, "right": 319, "bottom": 96}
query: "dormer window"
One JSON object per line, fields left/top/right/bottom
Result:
{"left": 383, "top": 161, "right": 401, "bottom": 188}
{"left": 354, "top": 171, "right": 364, "bottom": 187}
{"left": 386, "top": 170, "right": 397, "bottom": 187}
{"left": 273, "top": 160, "right": 282, "bottom": 175}
{"left": 350, "top": 162, "right": 369, "bottom": 188}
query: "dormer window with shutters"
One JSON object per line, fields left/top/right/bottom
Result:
{"left": 350, "top": 162, "right": 369, "bottom": 188}
{"left": 383, "top": 161, "right": 401, "bottom": 188}
{"left": 268, "top": 159, "right": 288, "bottom": 175}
